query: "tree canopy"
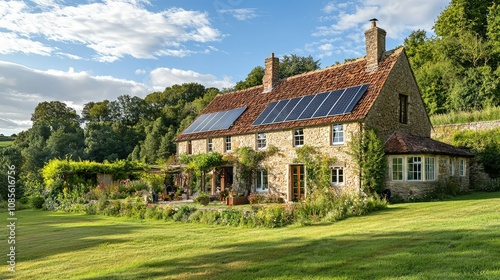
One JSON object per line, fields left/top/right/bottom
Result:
{"left": 404, "top": 0, "right": 500, "bottom": 114}
{"left": 234, "top": 54, "right": 321, "bottom": 90}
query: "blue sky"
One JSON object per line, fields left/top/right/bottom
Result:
{"left": 0, "top": 0, "right": 450, "bottom": 135}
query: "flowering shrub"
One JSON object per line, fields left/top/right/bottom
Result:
{"left": 41, "top": 185, "right": 386, "bottom": 228}
{"left": 194, "top": 193, "right": 210, "bottom": 206}
{"left": 248, "top": 193, "right": 265, "bottom": 204}
{"left": 248, "top": 193, "right": 284, "bottom": 204}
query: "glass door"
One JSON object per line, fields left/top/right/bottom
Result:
{"left": 291, "top": 164, "right": 305, "bottom": 201}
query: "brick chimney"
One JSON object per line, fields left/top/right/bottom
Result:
{"left": 262, "top": 53, "right": 279, "bottom": 93}
{"left": 364, "top": 19, "right": 386, "bottom": 69}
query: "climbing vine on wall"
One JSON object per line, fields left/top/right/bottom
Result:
{"left": 230, "top": 146, "right": 280, "bottom": 192}
{"left": 347, "top": 128, "right": 386, "bottom": 194}
{"left": 294, "top": 145, "right": 334, "bottom": 195}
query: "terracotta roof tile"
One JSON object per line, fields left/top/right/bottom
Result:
{"left": 384, "top": 132, "right": 474, "bottom": 157}
{"left": 177, "top": 48, "right": 403, "bottom": 141}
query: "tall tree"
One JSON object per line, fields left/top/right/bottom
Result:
{"left": 235, "top": 66, "right": 264, "bottom": 90}
{"left": 234, "top": 54, "right": 321, "bottom": 90}
{"left": 31, "top": 101, "right": 80, "bottom": 131}
{"left": 82, "top": 100, "right": 111, "bottom": 122}
{"left": 279, "top": 54, "right": 321, "bottom": 79}
{"left": 434, "top": 0, "right": 493, "bottom": 39}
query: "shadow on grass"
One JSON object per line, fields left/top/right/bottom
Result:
{"left": 83, "top": 225, "right": 500, "bottom": 280}
{"left": 15, "top": 211, "right": 142, "bottom": 262}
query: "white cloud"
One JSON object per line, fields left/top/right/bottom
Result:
{"left": 315, "top": 0, "right": 449, "bottom": 39}
{"left": 218, "top": 8, "right": 259, "bottom": 21}
{"left": 0, "top": 32, "right": 53, "bottom": 56}
{"left": 0, "top": 0, "right": 222, "bottom": 62}
{"left": 56, "top": 52, "right": 84, "bottom": 60}
{"left": 0, "top": 60, "right": 150, "bottom": 134}
{"left": 150, "top": 67, "right": 234, "bottom": 91}
{"left": 307, "top": 0, "right": 449, "bottom": 61}
{"left": 135, "top": 69, "right": 147, "bottom": 75}
{"left": 0, "top": 60, "right": 236, "bottom": 134}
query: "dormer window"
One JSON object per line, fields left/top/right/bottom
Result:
{"left": 399, "top": 94, "right": 408, "bottom": 124}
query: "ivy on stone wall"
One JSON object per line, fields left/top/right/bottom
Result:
{"left": 294, "top": 145, "right": 334, "bottom": 195}
{"left": 230, "top": 146, "right": 280, "bottom": 192}
{"left": 347, "top": 128, "right": 386, "bottom": 194}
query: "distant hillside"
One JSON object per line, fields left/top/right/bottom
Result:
{"left": 0, "top": 135, "right": 15, "bottom": 148}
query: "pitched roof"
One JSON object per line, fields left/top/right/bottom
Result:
{"left": 384, "top": 132, "right": 474, "bottom": 157}
{"left": 176, "top": 48, "right": 404, "bottom": 142}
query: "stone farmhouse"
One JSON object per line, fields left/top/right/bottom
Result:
{"left": 176, "top": 21, "right": 473, "bottom": 201}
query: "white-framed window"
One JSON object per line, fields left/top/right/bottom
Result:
{"left": 255, "top": 169, "right": 269, "bottom": 192}
{"left": 294, "top": 128, "right": 304, "bottom": 147}
{"left": 207, "top": 137, "right": 213, "bottom": 152}
{"left": 392, "top": 157, "right": 403, "bottom": 181}
{"left": 459, "top": 159, "right": 465, "bottom": 177}
{"left": 225, "top": 136, "right": 232, "bottom": 152}
{"left": 331, "top": 167, "right": 344, "bottom": 185}
{"left": 425, "top": 157, "right": 435, "bottom": 181}
{"left": 449, "top": 158, "right": 455, "bottom": 176}
{"left": 407, "top": 156, "right": 422, "bottom": 181}
{"left": 332, "top": 124, "right": 344, "bottom": 145}
{"left": 256, "top": 133, "right": 267, "bottom": 150}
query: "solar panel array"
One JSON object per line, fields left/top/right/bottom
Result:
{"left": 252, "top": 84, "right": 369, "bottom": 126}
{"left": 183, "top": 107, "right": 247, "bottom": 134}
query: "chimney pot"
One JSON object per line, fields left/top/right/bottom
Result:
{"left": 263, "top": 53, "right": 279, "bottom": 92}
{"left": 364, "top": 19, "right": 386, "bottom": 69}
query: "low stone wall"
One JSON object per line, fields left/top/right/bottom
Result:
{"left": 432, "top": 120, "right": 500, "bottom": 142}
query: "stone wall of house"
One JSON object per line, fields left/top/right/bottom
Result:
{"left": 178, "top": 122, "right": 362, "bottom": 201}
{"left": 191, "top": 139, "right": 206, "bottom": 154}
{"left": 385, "top": 155, "right": 470, "bottom": 199}
{"left": 365, "top": 52, "right": 431, "bottom": 141}
{"left": 432, "top": 120, "right": 500, "bottom": 142}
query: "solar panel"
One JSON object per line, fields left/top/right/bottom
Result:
{"left": 298, "top": 91, "right": 330, "bottom": 120}
{"left": 213, "top": 107, "right": 247, "bottom": 130}
{"left": 273, "top": 97, "right": 301, "bottom": 123}
{"left": 252, "top": 84, "right": 369, "bottom": 126}
{"left": 342, "top": 84, "right": 369, "bottom": 114}
{"left": 312, "top": 89, "right": 342, "bottom": 118}
{"left": 261, "top": 100, "right": 289, "bottom": 124}
{"left": 328, "top": 88, "right": 351, "bottom": 115}
{"left": 182, "top": 113, "right": 210, "bottom": 134}
{"left": 329, "top": 85, "right": 368, "bottom": 115}
{"left": 182, "top": 107, "right": 247, "bottom": 134}
{"left": 252, "top": 101, "right": 278, "bottom": 125}
{"left": 284, "top": 95, "right": 315, "bottom": 121}
{"left": 200, "top": 111, "right": 226, "bottom": 132}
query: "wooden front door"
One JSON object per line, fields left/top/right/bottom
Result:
{"left": 290, "top": 164, "right": 305, "bottom": 201}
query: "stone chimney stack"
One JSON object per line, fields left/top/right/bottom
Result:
{"left": 263, "top": 53, "right": 279, "bottom": 92}
{"left": 364, "top": 19, "right": 386, "bottom": 69}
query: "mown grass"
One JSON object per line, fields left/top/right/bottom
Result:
{"left": 0, "top": 141, "right": 13, "bottom": 147}
{"left": 431, "top": 106, "right": 500, "bottom": 125}
{"left": 2, "top": 192, "right": 500, "bottom": 280}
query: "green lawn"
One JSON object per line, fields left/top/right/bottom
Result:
{"left": 0, "top": 141, "right": 13, "bottom": 147}
{"left": 3, "top": 192, "right": 500, "bottom": 280}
